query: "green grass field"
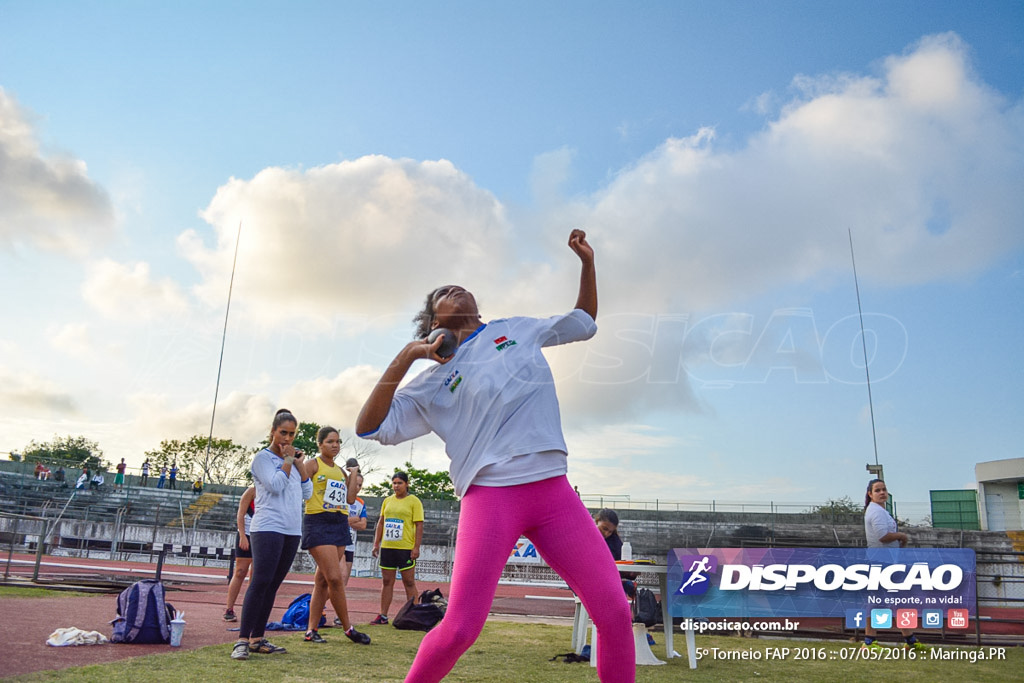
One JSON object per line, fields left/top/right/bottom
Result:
{"left": 9, "top": 620, "right": 1022, "bottom": 683}
{"left": 0, "top": 586, "right": 95, "bottom": 599}
{"left": 5, "top": 584, "right": 1019, "bottom": 682}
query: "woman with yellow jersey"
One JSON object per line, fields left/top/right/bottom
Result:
{"left": 370, "top": 471, "right": 424, "bottom": 624}
{"left": 301, "top": 426, "right": 370, "bottom": 645}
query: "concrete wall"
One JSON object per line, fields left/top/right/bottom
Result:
{"left": 5, "top": 500, "right": 1022, "bottom": 602}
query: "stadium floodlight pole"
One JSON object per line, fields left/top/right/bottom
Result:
{"left": 849, "top": 229, "right": 881, "bottom": 473}
{"left": 204, "top": 220, "right": 243, "bottom": 480}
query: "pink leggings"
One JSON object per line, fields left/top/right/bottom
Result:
{"left": 405, "top": 476, "right": 635, "bottom": 682}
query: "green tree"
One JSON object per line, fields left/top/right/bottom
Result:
{"left": 365, "top": 461, "right": 455, "bottom": 500}
{"left": 145, "top": 435, "right": 252, "bottom": 485}
{"left": 805, "top": 496, "right": 862, "bottom": 518}
{"left": 21, "top": 435, "right": 109, "bottom": 472}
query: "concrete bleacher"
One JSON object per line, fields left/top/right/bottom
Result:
{"left": 0, "top": 470, "right": 242, "bottom": 532}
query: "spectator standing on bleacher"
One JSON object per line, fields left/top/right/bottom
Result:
{"left": 157, "top": 465, "right": 167, "bottom": 489}
{"left": 114, "top": 458, "right": 126, "bottom": 490}
{"left": 140, "top": 459, "right": 150, "bottom": 487}
{"left": 230, "top": 409, "right": 312, "bottom": 661}
{"left": 169, "top": 462, "right": 179, "bottom": 490}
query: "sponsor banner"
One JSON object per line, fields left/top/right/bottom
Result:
{"left": 668, "top": 548, "right": 976, "bottom": 618}
{"left": 507, "top": 537, "right": 542, "bottom": 564}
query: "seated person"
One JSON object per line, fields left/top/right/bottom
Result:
{"left": 90, "top": 472, "right": 105, "bottom": 490}
{"left": 192, "top": 478, "right": 203, "bottom": 495}
{"left": 595, "top": 508, "right": 623, "bottom": 559}
{"left": 595, "top": 508, "right": 636, "bottom": 597}
{"left": 75, "top": 472, "right": 88, "bottom": 489}
{"left": 53, "top": 467, "right": 67, "bottom": 486}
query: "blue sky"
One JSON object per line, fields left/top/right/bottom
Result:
{"left": 2, "top": 1, "right": 1022, "bottom": 515}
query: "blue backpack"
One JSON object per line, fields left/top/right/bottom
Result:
{"left": 110, "top": 579, "right": 175, "bottom": 644}
{"left": 280, "top": 593, "right": 326, "bottom": 630}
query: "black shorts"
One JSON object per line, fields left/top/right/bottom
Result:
{"left": 235, "top": 532, "right": 252, "bottom": 559}
{"left": 301, "top": 512, "right": 352, "bottom": 550}
{"left": 379, "top": 547, "right": 415, "bottom": 572}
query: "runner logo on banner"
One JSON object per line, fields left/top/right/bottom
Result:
{"left": 667, "top": 548, "right": 976, "bottom": 621}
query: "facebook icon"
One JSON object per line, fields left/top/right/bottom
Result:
{"left": 845, "top": 609, "right": 866, "bottom": 629}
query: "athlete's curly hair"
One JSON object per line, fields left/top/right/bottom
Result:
{"left": 412, "top": 286, "right": 451, "bottom": 339}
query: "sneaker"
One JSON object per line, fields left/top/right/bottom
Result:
{"left": 249, "top": 638, "right": 287, "bottom": 654}
{"left": 345, "top": 626, "right": 371, "bottom": 645}
{"left": 334, "top": 617, "right": 343, "bottom": 628}
{"left": 230, "top": 640, "right": 250, "bottom": 660}
{"left": 905, "top": 640, "right": 930, "bottom": 652}
{"left": 861, "top": 641, "right": 884, "bottom": 651}
{"left": 646, "top": 633, "right": 656, "bottom": 646}
{"left": 370, "top": 614, "right": 388, "bottom": 625}
{"left": 223, "top": 609, "right": 237, "bottom": 622}
{"left": 304, "top": 630, "right": 326, "bottom": 643}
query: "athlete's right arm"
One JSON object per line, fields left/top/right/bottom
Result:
{"left": 355, "top": 338, "right": 444, "bottom": 435}
{"left": 371, "top": 503, "right": 386, "bottom": 558}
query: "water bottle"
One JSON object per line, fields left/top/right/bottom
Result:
{"left": 170, "top": 618, "right": 185, "bottom": 647}
{"left": 622, "top": 542, "right": 633, "bottom": 561}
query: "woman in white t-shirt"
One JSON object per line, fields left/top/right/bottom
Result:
{"left": 862, "top": 479, "right": 926, "bottom": 652}
{"left": 356, "top": 229, "right": 634, "bottom": 682}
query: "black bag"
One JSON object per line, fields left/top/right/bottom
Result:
{"left": 549, "top": 651, "right": 590, "bottom": 663}
{"left": 632, "top": 587, "right": 659, "bottom": 627}
{"left": 393, "top": 589, "right": 446, "bottom": 632}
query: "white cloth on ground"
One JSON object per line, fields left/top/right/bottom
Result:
{"left": 47, "top": 627, "right": 110, "bottom": 646}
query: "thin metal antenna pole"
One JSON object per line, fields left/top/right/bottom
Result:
{"left": 849, "top": 228, "right": 879, "bottom": 467}
{"left": 205, "top": 221, "right": 243, "bottom": 477}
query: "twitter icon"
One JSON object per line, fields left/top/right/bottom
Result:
{"left": 871, "top": 609, "right": 892, "bottom": 629}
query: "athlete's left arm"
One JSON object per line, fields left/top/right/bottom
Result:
{"left": 411, "top": 521, "right": 423, "bottom": 560}
{"left": 569, "top": 229, "right": 597, "bottom": 320}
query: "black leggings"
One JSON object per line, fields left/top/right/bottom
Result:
{"left": 239, "top": 531, "right": 300, "bottom": 639}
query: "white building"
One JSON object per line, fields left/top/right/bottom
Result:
{"left": 976, "top": 457, "right": 1024, "bottom": 532}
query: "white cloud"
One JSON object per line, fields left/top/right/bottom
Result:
{"left": 525, "top": 33, "right": 1024, "bottom": 421}
{"left": 81, "top": 258, "right": 190, "bottom": 320}
{"left": 131, "top": 391, "right": 276, "bottom": 450}
{"left": 49, "top": 322, "right": 95, "bottom": 358}
{"left": 586, "top": 33, "right": 1024, "bottom": 317}
{"left": 180, "top": 156, "right": 513, "bottom": 326}
{"left": 0, "top": 88, "right": 115, "bottom": 253}
{"left": 278, "top": 365, "right": 389, "bottom": 429}
{"left": 563, "top": 423, "right": 710, "bottom": 498}
{"left": 159, "top": 33, "right": 1024, "bottom": 433}
{"left": 0, "top": 365, "right": 78, "bottom": 416}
